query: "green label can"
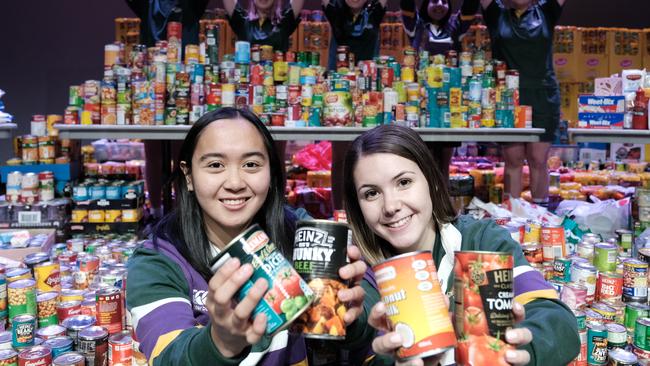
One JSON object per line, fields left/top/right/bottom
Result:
{"left": 11, "top": 314, "right": 36, "bottom": 349}
{"left": 594, "top": 243, "right": 618, "bottom": 273}
{"left": 625, "top": 303, "right": 650, "bottom": 334}
{"left": 587, "top": 322, "right": 608, "bottom": 365}
{"left": 616, "top": 229, "right": 633, "bottom": 251}
{"left": 209, "top": 225, "right": 314, "bottom": 336}
{"left": 37, "top": 292, "right": 59, "bottom": 328}
{"left": 574, "top": 310, "right": 586, "bottom": 331}
{"left": 606, "top": 323, "right": 628, "bottom": 350}
{"left": 8, "top": 279, "right": 36, "bottom": 322}
{"left": 552, "top": 257, "right": 572, "bottom": 282}
{"left": 635, "top": 318, "right": 650, "bottom": 351}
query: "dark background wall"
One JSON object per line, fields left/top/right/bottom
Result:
{"left": 1, "top": 0, "right": 649, "bottom": 161}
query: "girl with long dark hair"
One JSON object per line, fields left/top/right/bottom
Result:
{"left": 127, "top": 107, "right": 370, "bottom": 365}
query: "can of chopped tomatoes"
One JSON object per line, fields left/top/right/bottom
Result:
{"left": 372, "top": 251, "right": 456, "bottom": 361}
{"left": 210, "top": 224, "right": 314, "bottom": 336}
{"left": 454, "top": 251, "right": 515, "bottom": 366}
{"left": 292, "top": 220, "right": 350, "bottom": 340}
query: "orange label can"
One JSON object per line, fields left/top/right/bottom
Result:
{"left": 454, "top": 251, "right": 515, "bottom": 366}
{"left": 372, "top": 251, "right": 456, "bottom": 361}
{"left": 96, "top": 287, "right": 123, "bottom": 334}
{"left": 541, "top": 225, "right": 566, "bottom": 262}
{"left": 108, "top": 331, "right": 133, "bottom": 366}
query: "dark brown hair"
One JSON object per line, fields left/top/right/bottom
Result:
{"left": 343, "top": 125, "right": 457, "bottom": 265}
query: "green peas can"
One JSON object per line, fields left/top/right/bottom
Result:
{"left": 625, "top": 302, "right": 649, "bottom": 334}
{"left": 594, "top": 242, "right": 618, "bottom": 273}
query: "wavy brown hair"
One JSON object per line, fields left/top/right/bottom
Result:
{"left": 343, "top": 125, "right": 457, "bottom": 266}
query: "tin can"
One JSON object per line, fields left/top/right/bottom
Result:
{"left": 625, "top": 303, "right": 650, "bottom": 334}
{"left": 522, "top": 243, "right": 543, "bottom": 264}
{"left": 571, "top": 262, "right": 598, "bottom": 303}
{"left": 607, "top": 348, "right": 638, "bottom": 365}
{"left": 75, "top": 256, "right": 100, "bottom": 290}
{"left": 372, "top": 251, "right": 455, "bottom": 361}
{"left": 616, "top": 230, "right": 634, "bottom": 253}
{"left": 8, "top": 280, "right": 36, "bottom": 322}
{"left": 43, "top": 336, "right": 74, "bottom": 359}
{"left": 36, "top": 292, "right": 58, "bottom": 328}
{"left": 108, "top": 331, "right": 132, "bottom": 366}
{"left": 592, "top": 302, "right": 617, "bottom": 323}
{"left": 12, "top": 314, "right": 36, "bottom": 349}
{"left": 5, "top": 269, "right": 31, "bottom": 284}
{"left": 524, "top": 220, "right": 541, "bottom": 244}
{"left": 35, "top": 325, "right": 66, "bottom": 341}
{"left": 632, "top": 342, "right": 650, "bottom": 360}
{"left": 33, "top": 262, "right": 60, "bottom": 293}
{"left": 96, "top": 287, "right": 123, "bottom": 334}
{"left": 0, "top": 275, "right": 6, "bottom": 322}
{"left": 561, "top": 283, "right": 588, "bottom": 311}
{"left": 606, "top": 323, "right": 628, "bottom": 349}
{"left": 454, "top": 251, "right": 513, "bottom": 364}
{"left": 209, "top": 225, "right": 314, "bottom": 336}
{"left": 0, "top": 349, "right": 17, "bottom": 365}
{"left": 634, "top": 318, "right": 650, "bottom": 351}
{"left": 583, "top": 233, "right": 601, "bottom": 245}
{"left": 52, "top": 351, "right": 85, "bottom": 366}
{"left": 292, "top": 220, "right": 349, "bottom": 339}
{"left": 0, "top": 331, "right": 11, "bottom": 351}
{"left": 78, "top": 326, "right": 108, "bottom": 366}
{"left": 595, "top": 243, "right": 618, "bottom": 273}
{"left": 553, "top": 257, "right": 572, "bottom": 282}
{"left": 541, "top": 225, "right": 566, "bottom": 261}
{"left": 62, "top": 315, "right": 96, "bottom": 347}
{"left": 596, "top": 272, "right": 623, "bottom": 302}
{"left": 623, "top": 259, "right": 648, "bottom": 303}
{"left": 587, "top": 322, "right": 608, "bottom": 365}
{"left": 17, "top": 346, "right": 51, "bottom": 366}
{"left": 578, "top": 242, "right": 595, "bottom": 260}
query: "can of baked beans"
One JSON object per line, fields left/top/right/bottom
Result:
{"left": 209, "top": 225, "right": 314, "bottom": 336}
{"left": 454, "top": 251, "right": 514, "bottom": 365}
{"left": 292, "top": 220, "right": 350, "bottom": 340}
{"left": 373, "top": 251, "right": 456, "bottom": 361}
{"left": 108, "top": 330, "right": 132, "bottom": 366}
{"left": 36, "top": 292, "right": 58, "bottom": 327}
{"left": 78, "top": 326, "right": 108, "bottom": 366}
{"left": 11, "top": 314, "right": 36, "bottom": 349}
{"left": 96, "top": 287, "right": 123, "bottom": 334}
{"left": 17, "top": 345, "right": 51, "bottom": 366}
{"left": 623, "top": 259, "right": 648, "bottom": 303}
{"left": 596, "top": 272, "right": 623, "bottom": 302}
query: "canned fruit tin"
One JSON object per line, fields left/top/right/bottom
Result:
{"left": 623, "top": 259, "right": 648, "bottom": 302}
{"left": 209, "top": 225, "right": 314, "bottom": 336}
{"left": 11, "top": 314, "right": 36, "bottom": 349}
{"left": 587, "top": 322, "right": 608, "bottom": 365}
{"left": 52, "top": 351, "right": 85, "bottom": 366}
{"left": 373, "top": 251, "right": 455, "bottom": 361}
{"left": 8, "top": 280, "right": 36, "bottom": 322}
{"left": 33, "top": 262, "right": 60, "bottom": 293}
{"left": 43, "top": 336, "right": 74, "bottom": 359}
{"left": 78, "top": 326, "right": 108, "bottom": 366}
{"left": 292, "top": 220, "right": 349, "bottom": 339}
{"left": 108, "top": 331, "right": 132, "bottom": 366}
{"left": 17, "top": 346, "right": 51, "bottom": 366}
{"left": 596, "top": 272, "right": 623, "bottom": 302}
{"left": 96, "top": 287, "right": 123, "bottom": 334}
{"left": 594, "top": 243, "right": 618, "bottom": 273}
{"left": 36, "top": 292, "right": 58, "bottom": 328}
{"left": 571, "top": 262, "right": 597, "bottom": 303}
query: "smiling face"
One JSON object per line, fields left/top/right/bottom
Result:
{"left": 427, "top": 0, "right": 450, "bottom": 21}
{"left": 254, "top": 0, "right": 276, "bottom": 12}
{"left": 182, "top": 118, "right": 271, "bottom": 248}
{"left": 353, "top": 153, "right": 436, "bottom": 254}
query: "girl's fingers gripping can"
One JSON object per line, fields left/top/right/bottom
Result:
{"left": 372, "top": 251, "right": 456, "bottom": 361}
{"left": 210, "top": 224, "right": 314, "bottom": 336}
{"left": 292, "top": 220, "right": 350, "bottom": 340}
{"left": 454, "top": 251, "right": 515, "bottom": 366}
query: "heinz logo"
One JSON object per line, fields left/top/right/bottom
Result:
{"left": 294, "top": 228, "right": 336, "bottom": 262}
{"left": 244, "top": 230, "right": 269, "bottom": 253}
{"left": 587, "top": 58, "right": 600, "bottom": 66}
{"left": 555, "top": 58, "right": 568, "bottom": 66}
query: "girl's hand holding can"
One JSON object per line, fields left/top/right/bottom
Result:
{"left": 504, "top": 302, "right": 533, "bottom": 366}
{"left": 206, "top": 257, "right": 268, "bottom": 358}
{"left": 337, "top": 245, "right": 367, "bottom": 325}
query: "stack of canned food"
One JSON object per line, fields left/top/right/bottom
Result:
{"left": 71, "top": 179, "right": 144, "bottom": 226}
{"left": 63, "top": 27, "right": 532, "bottom": 129}
{"left": 0, "top": 236, "right": 144, "bottom": 365}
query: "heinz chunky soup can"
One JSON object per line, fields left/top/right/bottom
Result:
{"left": 372, "top": 251, "right": 456, "bottom": 361}
{"left": 454, "top": 251, "right": 514, "bottom": 366}
{"left": 209, "top": 224, "right": 314, "bottom": 336}
{"left": 292, "top": 220, "right": 350, "bottom": 340}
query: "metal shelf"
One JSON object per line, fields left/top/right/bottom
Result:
{"left": 569, "top": 128, "right": 650, "bottom": 144}
{"left": 0, "top": 123, "right": 17, "bottom": 139}
{"left": 55, "top": 124, "right": 544, "bottom": 142}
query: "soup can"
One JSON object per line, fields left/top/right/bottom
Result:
{"left": 43, "top": 336, "right": 74, "bottom": 359}
{"left": 17, "top": 346, "right": 51, "bottom": 366}
{"left": 454, "top": 251, "right": 514, "bottom": 365}
{"left": 52, "top": 351, "right": 85, "bottom": 366}
{"left": 292, "top": 220, "right": 350, "bottom": 340}
{"left": 35, "top": 325, "right": 66, "bottom": 340}
{"left": 571, "top": 262, "right": 597, "bottom": 304}
{"left": 373, "top": 251, "right": 456, "bottom": 361}
{"left": 77, "top": 325, "right": 109, "bottom": 366}
{"left": 108, "top": 331, "right": 132, "bottom": 366}
{"left": 209, "top": 225, "right": 314, "bottom": 336}
{"left": 96, "top": 287, "right": 123, "bottom": 334}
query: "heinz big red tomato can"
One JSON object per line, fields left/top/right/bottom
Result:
{"left": 454, "top": 251, "right": 515, "bottom": 366}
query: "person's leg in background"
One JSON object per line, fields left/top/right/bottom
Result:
{"left": 502, "top": 142, "right": 526, "bottom": 200}
{"left": 526, "top": 141, "right": 551, "bottom": 203}
{"left": 427, "top": 142, "right": 453, "bottom": 184}
{"left": 331, "top": 140, "right": 351, "bottom": 210}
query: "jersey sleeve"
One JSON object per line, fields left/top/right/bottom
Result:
{"left": 226, "top": 2, "right": 248, "bottom": 40}
{"left": 127, "top": 248, "right": 248, "bottom": 365}
{"left": 481, "top": 0, "right": 502, "bottom": 31}
{"left": 368, "top": 0, "right": 387, "bottom": 28}
{"left": 539, "top": 0, "right": 563, "bottom": 28}
{"left": 279, "top": 5, "right": 301, "bottom": 38}
{"left": 400, "top": 0, "right": 418, "bottom": 39}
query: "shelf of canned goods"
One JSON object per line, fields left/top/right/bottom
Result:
{"left": 54, "top": 124, "right": 544, "bottom": 142}
{"left": 0, "top": 123, "right": 17, "bottom": 139}
{"left": 569, "top": 128, "right": 650, "bottom": 144}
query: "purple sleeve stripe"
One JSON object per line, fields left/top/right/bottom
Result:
{"left": 135, "top": 301, "right": 200, "bottom": 358}
{"left": 514, "top": 267, "right": 555, "bottom": 297}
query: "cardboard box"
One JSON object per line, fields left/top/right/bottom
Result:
{"left": 578, "top": 95, "right": 626, "bottom": 114}
{"left": 559, "top": 82, "right": 581, "bottom": 122}
{"left": 0, "top": 228, "right": 55, "bottom": 263}
{"left": 299, "top": 22, "right": 330, "bottom": 68}
{"left": 608, "top": 28, "right": 643, "bottom": 75}
{"left": 554, "top": 26, "right": 579, "bottom": 82}
{"left": 643, "top": 29, "right": 650, "bottom": 70}
{"left": 577, "top": 112, "right": 624, "bottom": 129}
{"left": 594, "top": 76, "right": 623, "bottom": 96}
{"left": 610, "top": 143, "right": 646, "bottom": 161}
{"left": 578, "top": 27, "right": 609, "bottom": 81}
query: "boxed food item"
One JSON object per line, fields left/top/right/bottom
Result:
{"left": 578, "top": 27, "right": 609, "bottom": 81}
{"left": 594, "top": 76, "right": 623, "bottom": 96}
{"left": 608, "top": 29, "right": 643, "bottom": 75}
{"left": 577, "top": 112, "right": 624, "bottom": 129}
{"left": 553, "top": 26, "right": 579, "bottom": 82}
{"left": 578, "top": 95, "right": 626, "bottom": 113}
